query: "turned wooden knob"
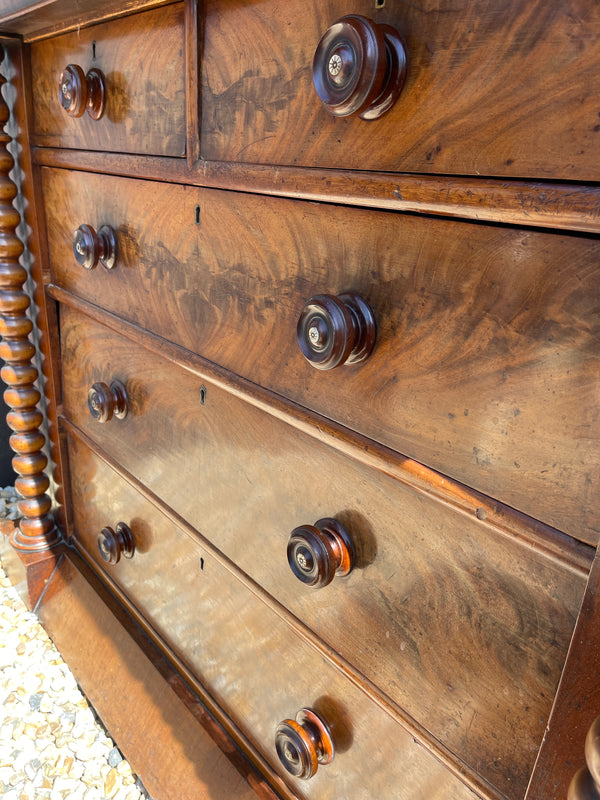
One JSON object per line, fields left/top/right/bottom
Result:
{"left": 288, "top": 518, "right": 354, "bottom": 589}
{"left": 73, "top": 224, "right": 117, "bottom": 270}
{"left": 297, "top": 292, "right": 376, "bottom": 370}
{"left": 58, "top": 64, "right": 106, "bottom": 119}
{"left": 313, "top": 15, "right": 407, "bottom": 120}
{"left": 98, "top": 522, "right": 135, "bottom": 565}
{"left": 275, "top": 708, "right": 334, "bottom": 780}
{"left": 87, "top": 380, "right": 128, "bottom": 423}
{"left": 569, "top": 716, "right": 600, "bottom": 800}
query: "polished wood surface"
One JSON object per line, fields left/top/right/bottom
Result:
{"left": 526, "top": 549, "right": 600, "bottom": 800}
{"left": 37, "top": 549, "right": 265, "bottom": 800}
{"left": 1, "top": 1, "right": 598, "bottom": 798}
{"left": 44, "top": 167, "right": 600, "bottom": 546}
{"left": 0, "top": 1, "right": 170, "bottom": 40}
{"left": 0, "top": 45, "right": 59, "bottom": 554}
{"left": 65, "top": 432, "right": 481, "bottom": 800}
{"left": 60, "top": 305, "right": 587, "bottom": 799}
{"left": 51, "top": 281, "right": 592, "bottom": 580}
{"left": 201, "top": 0, "right": 600, "bottom": 180}
{"left": 30, "top": 3, "right": 185, "bottom": 155}
{"left": 33, "top": 147, "right": 600, "bottom": 234}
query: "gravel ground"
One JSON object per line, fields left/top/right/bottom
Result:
{"left": 0, "top": 488, "right": 153, "bottom": 800}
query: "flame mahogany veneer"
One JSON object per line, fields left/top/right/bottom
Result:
{"left": 0, "top": 2, "right": 598, "bottom": 800}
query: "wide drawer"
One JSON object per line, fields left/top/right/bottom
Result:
{"left": 45, "top": 168, "right": 600, "bottom": 545}
{"left": 30, "top": 4, "right": 185, "bottom": 156}
{"left": 201, "top": 0, "right": 600, "bottom": 181}
{"left": 65, "top": 433, "right": 479, "bottom": 800}
{"left": 60, "top": 305, "right": 587, "bottom": 800}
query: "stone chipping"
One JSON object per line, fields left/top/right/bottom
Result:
{"left": 0, "top": 494, "right": 153, "bottom": 800}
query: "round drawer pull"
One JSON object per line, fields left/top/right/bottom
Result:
{"left": 287, "top": 517, "right": 354, "bottom": 589}
{"left": 297, "top": 292, "right": 376, "bottom": 370}
{"left": 73, "top": 224, "right": 117, "bottom": 270}
{"left": 98, "top": 522, "right": 135, "bottom": 565}
{"left": 312, "top": 15, "right": 407, "bottom": 120}
{"left": 58, "top": 64, "right": 106, "bottom": 119}
{"left": 568, "top": 716, "right": 600, "bottom": 800}
{"left": 87, "top": 380, "right": 128, "bottom": 424}
{"left": 275, "top": 708, "right": 334, "bottom": 780}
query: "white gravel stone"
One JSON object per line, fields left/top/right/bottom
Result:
{"left": 0, "top": 558, "right": 152, "bottom": 800}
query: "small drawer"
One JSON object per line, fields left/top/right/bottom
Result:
{"left": 30, "top": 4, "right": 185, "bottom": 156}
{"left": 60, "top": 306, "right": 586, "bottom": 799}
{"left": 201, "top": 0, "right": 600, "bottom": 181}
{"left": 66, "top": 433, "right": 479, "bottom": 800}
{"left": 46, "top": 167, "right": 600, "bottom": 545}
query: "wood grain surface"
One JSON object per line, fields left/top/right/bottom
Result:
{"left": 65, "top": 432, "right": 481, "bottom": 800}
{"left": 44, "top": 168, "right": 600, "bottom": 546}
{"left": 30, "top": 3, "right": 185, "bottom": 155}
{"left": 37, "top": 550, "right": 266, "bottom": 800}
{"left": 60, "top": 305, "right": 587, "bottom": 799}
{"left": 201, "top": 0, "right": 600, "bottom": 181}
{"left": 33, "top": 146, "right": 600, "bottom": 234}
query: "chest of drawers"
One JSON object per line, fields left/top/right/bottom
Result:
{"left": 0, "top": 2, "right": 598, "bottom": 799}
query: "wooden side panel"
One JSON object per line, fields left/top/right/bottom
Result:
{"left": 44, "top": 168, "right": 600, "bottom": 545}
{"left": 30, "top": 4, "right": 185, "bottom": 155}
{"left": 64, "top": 434, "right": 480, "bottom": 800}
{"left": 201, "top": 0, "right": 600, "bottom": 181}
{"left": 37, "top": 551, "right": 263, "bottom": 800}
{"left": 525, "top": 549, "right": 600, "bottom": 800}
{"left": 60, "top": 305, "right": 588, "bottom": 800}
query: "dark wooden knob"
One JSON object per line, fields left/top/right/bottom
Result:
{"left": 87, "top": 380, "right": 128, "bottom": 423}
{"left": 275, "top": 708, "right": 334, "bottom": 780}
{"left": 313, "top": 15, "right": 407, "bottom": 120}
{"left": 288, "top": 517, "right": 354, "bottom": 589}
{"left": 569, "top": 717, "right": 600, "bottom": 800}
{"left": 73, "top": 224, "right": 117, "bottom": 270}
{"left": 297, "top": 292, "right": 376, "bottom": 370}
{"left": 98, "top": 522, "right": 135, "bottom": 565}
{"left": 58, "top": 64, "right": 106, "bottom": 119}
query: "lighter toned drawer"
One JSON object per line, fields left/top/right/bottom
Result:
{"left": 31, "top": 4, "right": 185, "bottom": 156}
{"left": 201, "top": 0, "right": 600, "bottom": 181}
{"left": 45, "top": 168, "right": 600, "bottom": 545}
{"left": 60, "top": 305, "right": 587, "bottom": 800}
{"left": 66, "top": 433, "right": 479, "bottom": 800}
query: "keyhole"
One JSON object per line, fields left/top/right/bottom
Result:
{"left": 200, "top": 557, "right": 205, "bottom": 571}
{"left": 200, "top": 385, "right": 207, "bottom": 405}
{"left": 195, "top": 205, "right": 201, "bottom": 224}
{"left": 375, "top": 0, "right": 385, "bottom": 7}
{"left": 92, "top": 41, "right": 96, "bottom": 60}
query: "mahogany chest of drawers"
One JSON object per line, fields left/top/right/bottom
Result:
{"left": 0, "top": 2, "right": 598, "bottom": 799}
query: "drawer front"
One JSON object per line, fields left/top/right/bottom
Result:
{"left": 31, "top": 4, "right": 185, "bottom": 156}
{"left": 61, "top": 306, "right": 586, "bottom": 799}
{"left": 66, "top": 434, "right": 478, "bottom": 800}
{"left": 201, "top": 0, "right": 600, "bottom": 181}
{"left": 46, "top": 168, "right": 600, "bottom": 545}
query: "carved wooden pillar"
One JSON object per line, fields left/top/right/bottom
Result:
{"left": 0, "top": 43, "right": 60, "bottom": 559}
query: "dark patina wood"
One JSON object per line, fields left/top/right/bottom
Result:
{"left": 1, "top": 0, "right": 598, "bottom": 798}
{"left": 43, "top": 168, "right": 600, "bottom": 546}
{"left": 65, "top": 431, "right": 482, "bottom": 800}
{"left": 32, "top": 147, "right": 600, "bottom": 235}
{"left": 201, "top": 0, "right": 600, "bottom": 181}
{"left": 0, "top": 43, "right": 60, "bottom": 567}
{"left": 50, "top": 281, "right": 592, "bottom": 580}
{"left": 30, "top": 3, "right": 186, "bottom": 155}
{"left": 36, "top": 548, "right": 270, "bottom": 800}
{"left": 59, "top": 304, "right": 587, "bottom": 800}
{"left": 526, "top": 550, "right": 600, "bottom": 800}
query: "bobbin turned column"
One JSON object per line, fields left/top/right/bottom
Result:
{"left": 0, "top": 44, "right": 61, "bottom": 583}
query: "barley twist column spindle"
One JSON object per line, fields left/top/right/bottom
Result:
{"left": 0, "top": 43, "right": 60, "bottom": 552}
